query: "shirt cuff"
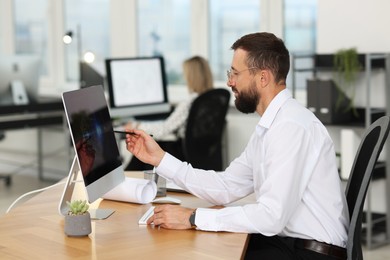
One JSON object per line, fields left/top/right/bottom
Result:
{"left": 156, "top": 152, "right": 183, "bottom": 180}
{"left": 195, "top": 208, "right": 219, "bottom": 232}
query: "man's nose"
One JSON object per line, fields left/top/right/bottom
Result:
{"left": 227, "top": 78, "right": 234, "bottom": 88}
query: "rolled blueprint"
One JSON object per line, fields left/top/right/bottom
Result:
{"left": 102, "top": 177, "right": 157, "bottom": 204}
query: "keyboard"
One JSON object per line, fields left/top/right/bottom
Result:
{"left": 138, "top": 206, "right": 155, "bottom": 225}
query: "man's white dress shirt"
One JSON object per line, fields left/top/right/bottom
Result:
{"left": 156, "top": 89, "right": 349, "bottom": 247}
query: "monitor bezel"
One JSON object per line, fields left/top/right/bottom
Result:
{"left": 105, "top": 56, "right": 170, "bottom": 118}
{"left": 61, "top": 85, "right": 125, "bottom": 204}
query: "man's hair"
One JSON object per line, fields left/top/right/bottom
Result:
{"left": 231, "top": 32, "right": 290, "bottom": 85}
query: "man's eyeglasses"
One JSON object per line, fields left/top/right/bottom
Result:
{"left": 226, "top": 67, "right": 258, "bottom": 81}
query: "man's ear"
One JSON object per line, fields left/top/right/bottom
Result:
{"left": 258, "top": 70, "right": 270, "bottom": 88}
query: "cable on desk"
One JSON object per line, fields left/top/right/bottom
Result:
{"left": 6, "top": 180, "right": 66, "bottom": 214}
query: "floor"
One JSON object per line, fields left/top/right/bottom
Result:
{"left": 0, "top": 144, "right": 67, "bottom": 215}
{"left": 1, "top": 137, "right": 390, "bottom": 259}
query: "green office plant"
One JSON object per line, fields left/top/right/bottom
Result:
{"left": 333, "top": 47, "right": 361, "bottom": 118}
{"left": 64, "top": 200, "right": 92, "bottom": 237}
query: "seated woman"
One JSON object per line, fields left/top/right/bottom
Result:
{"left": 125, "top": 55, "right": 214, "bottom": 170}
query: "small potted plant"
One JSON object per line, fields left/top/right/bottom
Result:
{"left": 333, "top": 47, "right": 362, "bottom": 118}
{"left": 64, "top": 200, "right": 92, "bottom": 237}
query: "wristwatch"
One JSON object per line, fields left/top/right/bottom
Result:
{"left": 189, "top": 209, "right": 197, "bottom": 228}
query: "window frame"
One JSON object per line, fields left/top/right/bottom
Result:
{"left": 1, "top": 0, "right": 302, "bottom": 99}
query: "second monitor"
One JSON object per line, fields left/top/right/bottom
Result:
{"left": 0, "top": 55, "right": 41, "bottom": 105}
{"left": 105, "top": 56, "right": 171, "bottom": 118}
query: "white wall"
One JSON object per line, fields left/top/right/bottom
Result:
{"left": 317, "top": 0, "right": 390, "bottom": 53}
{"left": 226, "top": 110, "right": 259, "bottom": 163}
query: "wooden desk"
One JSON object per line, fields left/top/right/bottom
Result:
{"left": 0, "top": 172, "right": 251, "bottom": 259}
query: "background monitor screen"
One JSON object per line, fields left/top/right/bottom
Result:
{"left": 62, "top": 85, "right": 124, "bottom": 203}
{"left": 105, "top": 56, "right": 171, "bottom": 118}
{"left": 0, "top": 55, "right": 41, "bottom": 104}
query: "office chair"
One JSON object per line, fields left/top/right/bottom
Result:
{"left": 344, "top": 115, "right": 390, "bottom": 260}
{"left": 182, "top": 88, "right": 230, "bottom": 171}
{"left": 124, "top": 88, "right": 230, "bottom": 171}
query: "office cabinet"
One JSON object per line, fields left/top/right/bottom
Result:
{"left": 307, "top": 78, "right": 352, "bottom": 124}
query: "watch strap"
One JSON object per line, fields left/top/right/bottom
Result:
{"left": 189, "top": 209, "right": 197, "bottom": 228}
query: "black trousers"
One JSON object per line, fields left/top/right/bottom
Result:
{"left": 244, "top": 234, "right": 344, "bottom": 260}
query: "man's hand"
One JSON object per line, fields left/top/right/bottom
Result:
{"left": 146, "top": 205, "right": 195, "bottom": 230}
{"left": 124, "top": 120, "right": 139, "bottom": 130}
{"left": 125, "top": 129, "right": 165, "bottom": 166}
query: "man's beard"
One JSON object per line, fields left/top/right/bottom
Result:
{"left": 234, "top": 80, "right": 259, "bottom": 114}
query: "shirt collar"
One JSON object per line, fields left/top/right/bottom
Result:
{"left": 256, "top": 88, "right": 292, "bottom": 133}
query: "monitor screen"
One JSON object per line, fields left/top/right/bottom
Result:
{"left": 62, "top": 85, "right": 125, "bottom": 203}
{"left": 0, "top": 55, "right": 41, "bottom": 104}
{"left": 105, "top": 56, "right": 171, "bottom": 118}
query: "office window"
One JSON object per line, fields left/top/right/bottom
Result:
{"left": 209, "top": 0, "right": 260, "bottom": 81}
{"left": 64, "top": 0, "right": 110, "bottom": 82}
{"left": 137, "top": 0, "right": 191, "bottom": 85}
{"left": 284, "top": 0, "right": 316, "bottom": 52}
{"left": 14, "top": 0, "right": 48, "bottom": 75}
{"left": 284, "top": 0, "right": 317, "bottom": 90}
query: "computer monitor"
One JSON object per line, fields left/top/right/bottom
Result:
{"left": 105, "top": 56, "right": 171, "bottom": 118}
{"left": 80, "top": 61, "right": 106, "bottom": 89}
{"left": 59, "top": 85, "right": 125, "bottom": 219}
{"left": 0, "top": 55, "right": 41, "bottom": 104}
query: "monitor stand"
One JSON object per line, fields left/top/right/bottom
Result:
{"left": 58, "top": 156, "right": 115, "bottom": 220}
{"left": 11, "top": 80, "right": 29, "bottom": 105}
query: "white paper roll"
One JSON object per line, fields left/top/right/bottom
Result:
{"left": 102, "top": 177, "right": 157, "bottom": 204}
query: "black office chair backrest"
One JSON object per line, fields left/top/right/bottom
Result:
{"left": 345, "top": 116, "right": 390, "bottom": 260}
{"left": 183, "top": 88, "right": 230, "bottom": 171}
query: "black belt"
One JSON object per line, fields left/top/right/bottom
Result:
{"left": 295, "top": 238, "right": 347, "bottom": 259}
